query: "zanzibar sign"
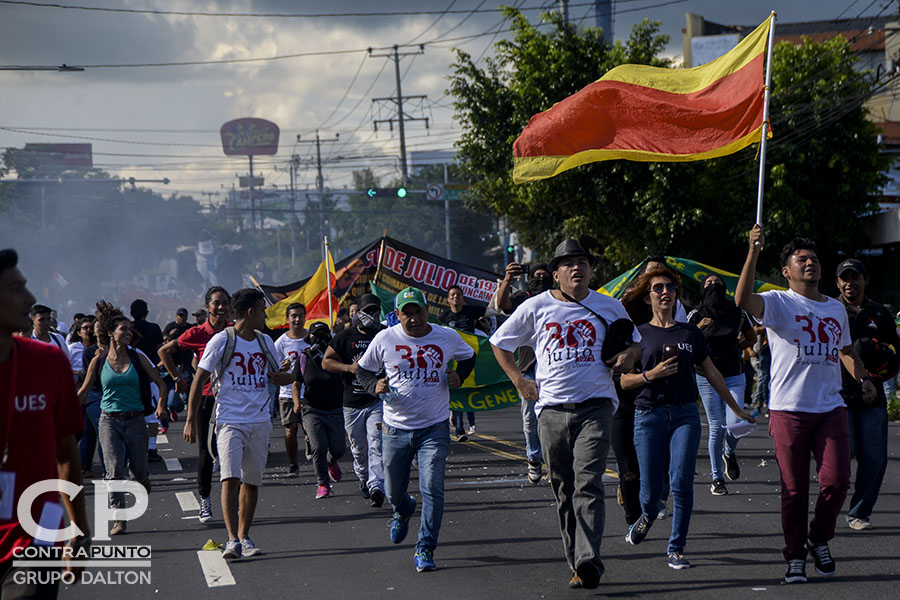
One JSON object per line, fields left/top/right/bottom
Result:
{"left": 220, "top": 118, "right": 280, "bottom": 156}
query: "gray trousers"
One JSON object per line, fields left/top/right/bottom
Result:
{"left": 99, "top": 412, "right": 150, "bottom": 507}
{"left": 302, "top": 406, "right": 346, "bottom": 485}
{"left": 537, "top": 399, "right": 613, "bottom": 574}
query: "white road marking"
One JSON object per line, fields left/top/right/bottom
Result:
{"left": 164, "top": 458, "right": 183, "bottom": 471}
{"left": 182, "top": 516, "right": 201, "bottom": 520}
{"left": 196, "top": 551, "right": 236, "bottom": 588}
{"left": 157, "top": 434, "right": 169, "bottom": 444}
{"left": 176, "top": 491, "right": 200, "bottom": 512}
{"left": 158, "top": 448, "right": 173, "bottom": 452}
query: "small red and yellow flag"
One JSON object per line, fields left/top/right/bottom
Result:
{"left": 512, "top": 16, "right": 772, "bottom": 183}
{"left": 264, "top": 251, "right": 337, "bottom": 329}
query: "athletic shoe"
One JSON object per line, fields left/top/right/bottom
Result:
{"left": 847, "top": 516, "right": 872, "bottom": 530}
{"left": 109, "top": 521, "right": 126, "bottom": 536}
{"left": 169, "top": 410, "right": 179, "bottom": 422}
{"left": 668, "top": 552, "right": 690, "bottom": 569}
{"left": 575, "top": 561, "right": 600, "bottom": 589}
{"left": 455, "top": 432, "right": 468, "bottom": 442}
{"left": 784, "top": 559, "right": 807, "bottom": 583}
{"left": 806, "top": 540, "right": 836, "bottom": 576}
{"left": 147, "top": 449, "right": 163, "bottom": 463}
{"left": 222, "top": 539, "right": 242, "bottom": 560}
{"left": 723, "top": 451, "right": 740, "bottom": 481}
{"left": 389, "top": 497, "right": 416, "bottom": 544}
{"left": 657, "top": 501, "right": 669, "bottom": 520}
{"left": 370, "top": 488, "right": 385, "bottom": 508}
{"left": 568, "top": 572, "right": 584, "bottom": 589}
{"left": 466, "top": 425, "right": 476, "bottom": 435}
{"left": 288, "top": 463, "right": 299, "bottom": 477}
{"left": 414, "top": 549, "right": 436, "bottom": 572}
{"left": 328, "top": 461, "right": 342, "bottom": 483}
{"left": 240, "top": 537, "right": 262, "bottom": 557}
{"left": 710, "top": 479, "right": 728, "bottom": 496}
{"left": 625, "top": 514, "right": 652, "bottom": 545}
{"left": 359, "top": 480, "right": 371, "bottom": 499}
{"left": 304, "top": 435, "right": 313, "bottom": 461}
{"left": 199, "top": 495, "right": 214, "bottom": 523}
{"left": 315, "top": 484, "right": 332, "bottom": 499}
{"left": 158, "top": 424, "right": 168, "bottom": 435}
{"left": 527, "top": 460, "right": 543, "bottom": 485}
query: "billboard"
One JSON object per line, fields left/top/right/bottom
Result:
{"left": 22, "top": 143, "right": 92, "bottom": 168}
{"left": 220, "top": 118, "right": 279, "bottom": 156}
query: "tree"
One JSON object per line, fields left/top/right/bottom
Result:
{"left": 449, "top": 10, "right": 892, "bottom": 277}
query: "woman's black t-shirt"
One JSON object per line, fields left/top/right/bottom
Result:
{"left": 635, "top": 322, "right": 708, "bottom": 410}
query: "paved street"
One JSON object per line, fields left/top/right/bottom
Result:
{"left": 61, "top": 408, "right": 900, "bottom": 599}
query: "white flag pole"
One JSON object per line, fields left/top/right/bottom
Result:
{"left": 756, "top": 11, "right": 777, "bottom": 226}
{"left": 324, "top": 235, "right": 334, "bottom": 329}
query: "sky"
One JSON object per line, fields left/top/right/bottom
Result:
{"left": 0, "top": 0, "right": 894, "bottom": 200}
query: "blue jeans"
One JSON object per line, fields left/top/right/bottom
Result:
{"left": 382, "top": 420, "right": 450, "bottom": 554}
{"left": 634, "top": 403, "right": 701, "bottom": 554}
{"left": 80, "top": 390, "right": 104, "bottom": 473}
{"left": 847, "top": 404, "right": 888, "bottom": 519}
{"left": 167, "top": 387, "right": 186, "bottom": 413}
{"left": 452, "top": 411, "right": 475, "bottom": 433}
{"left": 521, "top": 397, "right": 543, "bottom": 464}
{"left": 752, "top": 348, "right": 770, "bottom": 407}
{"left": 696, "top": 374, "right": 745, "bottom": 481}
{"left": 343, "top": 403, "right": 385, "bottom": 493}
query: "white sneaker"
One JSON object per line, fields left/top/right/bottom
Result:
{"left": 240, "top": 537, "right": 262, "bottom": 557}
{"left": 222, "top": 539, "right": 241, "bottom": 559}
{"left": 847, "top": 516, "right": 872, "bottom": 530}
{"left": 466, "top": 425, "right": 476, "bottom": 435}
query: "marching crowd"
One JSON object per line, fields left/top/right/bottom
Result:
{"left": 0, "top": 222, "right": 897, "bottom": 596}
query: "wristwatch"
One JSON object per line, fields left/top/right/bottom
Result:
{"left": 858, "top": 375, "right": 874, "bottom": 385}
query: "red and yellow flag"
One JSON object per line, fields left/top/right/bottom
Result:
{"left": 264, "top": 251, "right": 337, "bottom": 329}
{"left": 512, "top": 16, "right": 772, "bottom": 183}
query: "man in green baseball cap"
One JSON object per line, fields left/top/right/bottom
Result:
{"left": 355, "top": 285, "right": 477, "bottom": 572}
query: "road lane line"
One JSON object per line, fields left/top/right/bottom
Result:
{"left": 471, "top": 432, "right": 526, "bottom": 451}
{"left": 157, "top": 434, "right": 169, "bottom": 444}
{"left": 465, "top": 441, "right": 617, "bottom": 478}
{"left": 164, "top": 458, "right": 183, "bottom": 471}
{"left": 176, "top": 491, "right": 200, "bottom": 511}
{"left": 196, "top": 551, "right": 236, "bottom": 588}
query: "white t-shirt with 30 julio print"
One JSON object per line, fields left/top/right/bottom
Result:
{"left": 274, "top": 333, "right": 309, "bottom": 399}
{"left": 198, "top": 330, "right": 283, "bottom": 424}
{"left": 761, "top": 289, "right": 851, "bottom": 413}
{"left": 490, "top": 290, "right": 640, "bottom": 416}
{"left": 357, "top": 324, "right": 475, "bottom": 430}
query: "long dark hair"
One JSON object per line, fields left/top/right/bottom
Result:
{"left": 620, "top": 266, "right": 682, "bottom": 326}
{"left": 94, "top": 301, "right": 130, "bottom": 345}
{"left": 68, "top": 315, "right": 97, "bottom": 345}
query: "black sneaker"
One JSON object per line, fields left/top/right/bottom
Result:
{"left": 625, "top": 514, "right": 652, "bottom": 545}
{"left": 287, "top": 463, "right": 299, "bottom": 477}
{"left": 527, "top": 460, "right": 543, "bottom": 485}
{"left": 806, "top": 540, "right": 836, "bottom": 576}
{"left": 723, "top": 451, "right": 740, "bottom": 481}
{"left": 359, "top": 480, "right": 371, "bottom": 499}
{"left": 370, "top": 488, "right": 385, "bottom": 508}
{"left": 456, "top": 432, "right": 468, "bottom": 442}
{"left": 784, "top": 558, "right": 807, "bottom": 583}
{"left": 575, "top": 561, "right": 601, "bottom": 589}
{"left": 147, "top": 449, "right": 163, "bottom": 463}
{"left": 710, "top": 479, "right": 728, "bottom": 496}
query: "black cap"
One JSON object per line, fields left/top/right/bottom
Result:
{"left": 529, "top": 263, "right": 550, "bottom": 276}
{"left": 836, "top": 258, "right": 867, "bottom": 279}
{"left": 176, "top": 307, "right": 188, "bottom": 316}
{"left": 309, "top": 322, "right": 330, "bottom": 336}
{"left": 548, "top": 239, "right": 597, "bottom": 272}
{"left": 359, "top": 293, "right": 381, "bottom": 311}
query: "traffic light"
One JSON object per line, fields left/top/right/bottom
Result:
{"left": 366, "top": 187, "right": 408, "bottom": 198}
{"left": 505, "top": 243, "right": 516, "bottom": 264}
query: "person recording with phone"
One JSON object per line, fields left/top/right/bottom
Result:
{"left": 619, "top": 266, "right": 754, "bottom": 570}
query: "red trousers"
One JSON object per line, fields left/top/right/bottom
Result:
{"left": 768, "top": 407, "right": 850, "bottom": 561}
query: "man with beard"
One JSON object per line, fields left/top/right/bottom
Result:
{"left": 496, "top": 262, "right": 554, "bottom": 483}
{"left": 322, "top": 294, "right": 386, "bottom": 507}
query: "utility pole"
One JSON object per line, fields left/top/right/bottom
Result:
{"left": 296, "top": 131, "right": 339, "bottom": 242}
{"left": 289, "top": 154, "right": 298, "bottom": 266}
{"left": 369, "top": 45, "right": 428, "bottom": 184}
{"left": 595, "top": 0, "right": 612, "bottom": 42}
{"left": 559, "top": 0, "right": 569, "bottom": 25}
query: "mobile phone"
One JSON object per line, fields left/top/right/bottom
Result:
{"left": 661, "top": 344, "right": 677, "bottom": 361}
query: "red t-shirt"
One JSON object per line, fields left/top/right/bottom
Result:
{"left": 0, "top": 337, "right": 82, "bottom": 562}
{"left": 178, "top": 321, "right": 229, "bottom": 396}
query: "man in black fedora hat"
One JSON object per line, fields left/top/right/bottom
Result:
{"left": 491, "top": 238, "right": 641, "bottom": 589}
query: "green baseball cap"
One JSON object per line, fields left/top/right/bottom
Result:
{"left": 395, "top": 286, "right": 427, "bottom": 310}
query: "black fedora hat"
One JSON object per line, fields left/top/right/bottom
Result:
{"left": 548, "top": 239, "right": 597, "bottom": 272}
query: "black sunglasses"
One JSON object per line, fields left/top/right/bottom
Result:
{"left": 651, "top": 282, "right": 677, "bottom": 294}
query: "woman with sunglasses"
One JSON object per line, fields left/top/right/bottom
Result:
{"left": 620, "top": 267, "right": 754, "bottom": 570}
{"left": 688, "top": 274, "right": 757, "bottom": 496}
